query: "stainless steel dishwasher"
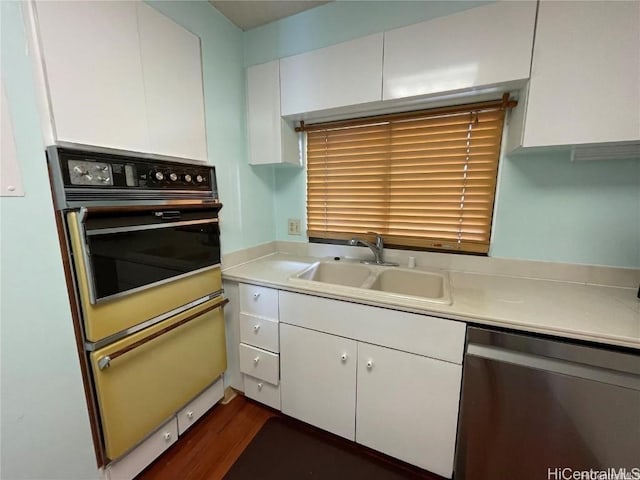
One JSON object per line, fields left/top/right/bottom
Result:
{"left": 455, "top": 327, "right": 640, "bottom": 480}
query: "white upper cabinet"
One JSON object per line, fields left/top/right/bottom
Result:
{"left": 246, "top": 60, "right": 299, "bottom": 165}
{"left": 515, "top": 1, "right": 640, "bottom": 148}
{"left": 33, "top": 2, "right": 208, "bottom": 160}
{"left": 35, "top": 1, "right": 150, "bottom": 153}
{"left": 137, "top": 3, "right": 207, "bottom": 161}
{"left": 383, "top": 1, "right": 537, "bottom": 101}
{"left": 280, "top": 33, "right": 384, "bottom": 116}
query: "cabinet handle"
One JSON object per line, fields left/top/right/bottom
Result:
{"left": 257, "top": 382, "right": 264, "bottom": 391}
{"left": 253, "top": 292, "right": 261, "bottom": 300}
{"left": 163, "top": 432, "right": 172, "bottom": 442}
{"left": 186, "top": 411, "right": 194, "bottom": 420}
{"left": 367, "top": 360, "right": 374, "bottom": 370}
{"left": 341, "top": 353, "right": 348, "bottom": 362}
{"left": 253, "top": 356, "right": 260, "bottom": 365}
{"left": 253, "top": 324, "right": 261, "bottom": 333}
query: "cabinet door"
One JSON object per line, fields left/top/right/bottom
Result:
{"left": 280, "top": 324, "right": 357, "bottom": 440}
{"left": 280, "top": 33, "right": 383, "bottom": 116}
{"left": 137, "top": 3, "right": 208, "bottom": 161}
{"left": 383, "top": 2, "right": 536, "bottom": 100}
{"left": 35, "top": 1, "right": 149, "bottom": 152}
{"left": 523, "top": 1, "right": 640, "bottom": 147}
{"left": 246, "top": 61, "right": 299, "bottom": 166}
{"left": 356, "top": 343, "right": 462, "bottom": 479}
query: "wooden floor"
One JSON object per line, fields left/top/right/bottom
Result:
{"left": 137, "top": 393, "right": 442, "bottom": 480}
{"left": 136, "top": 394, "right": 277, "bottom": 480}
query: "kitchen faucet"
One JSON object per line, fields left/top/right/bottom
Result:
{"left": 349, "top": 233, "right": 399, "bottom": 266}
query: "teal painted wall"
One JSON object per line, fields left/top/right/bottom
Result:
{"left": 491, "top": 152, "right": 640, "bottom": 268}
{"left": 248, "top": 1, "right": 640, "bottom": 268}
{"left": 149, "top": 1, "right": 275, "bottom": 255}
{"left": 1, "top": 2, "right": 97, "bottom": 478}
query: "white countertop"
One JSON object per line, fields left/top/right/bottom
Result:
{"left": 222, "top": 253, "right": 640, "bottom": 350}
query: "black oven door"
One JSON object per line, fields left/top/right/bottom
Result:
{"left": 77, "top": 205, "right": 221, "bottom": 303}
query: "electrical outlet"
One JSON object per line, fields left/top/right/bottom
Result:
{"left": 288, "top": 218, "right": 301, "bottom": 235}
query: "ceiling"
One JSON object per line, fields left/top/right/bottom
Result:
{"left": 210, "top": 1, "right": 331, "bottom": 31}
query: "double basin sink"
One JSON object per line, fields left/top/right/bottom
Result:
{"left": 290, "top": 259, "right": 452, "bottom": 305}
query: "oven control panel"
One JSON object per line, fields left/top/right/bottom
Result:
{"left": 65, "top": 158, "right": 212, "bottom": 190}
{"left": 54, "top": 148, "right": 216, "bottom": 193}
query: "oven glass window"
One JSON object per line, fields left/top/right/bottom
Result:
{"left": 86, "top": 222, "right": 221, "bottom": 301}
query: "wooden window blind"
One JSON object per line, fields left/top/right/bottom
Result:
{"left": 305, "top": 99, "right": 510, "bottom": 254}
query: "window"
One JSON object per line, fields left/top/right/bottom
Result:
{"left": 305, "top": 98, "right": 513, "bottom": 254}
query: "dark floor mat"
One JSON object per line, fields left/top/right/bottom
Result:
{"left": 223, "top": 417, "right": 438, "bottom": 480}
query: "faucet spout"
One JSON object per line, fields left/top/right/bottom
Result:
{"left": 348, "top": 233, "right": 398, "bottom": 266}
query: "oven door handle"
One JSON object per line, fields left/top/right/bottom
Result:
{"left": 97, "top": 297, "right": 229, "bottom": 370}
{"left": 86, "top": 217, "right": 218, "bottom": 236}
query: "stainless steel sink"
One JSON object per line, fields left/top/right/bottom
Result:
{"left": 291, "top": 260, "right": 452, "bottom": 305}
{"left": 295, "top": 261, "right": 374, "bottom": 288}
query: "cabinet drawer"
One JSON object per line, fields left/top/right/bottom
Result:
{"left": 243, "top": 374, "right": 281, "bottom": 410}
{"left": 177, "top": 377, "right": 224, "bottom": 435}
{"left": 240, "top": 313, "right": 279, "bottom": 352}
{"left": 239, "top": 343, "right": 279, "bottom": 385}
{"left": 239, "top": 284, "right": 279, "bottom": 320}
{"left": 280, "top": 291, "right": 465, "bottom": 364}
{"left": 106, "top": 418, "right": 177, "bottom": 480}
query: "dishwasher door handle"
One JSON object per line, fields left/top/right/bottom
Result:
{"left": 467, "top": 343, "right": 640, "bottom": 391}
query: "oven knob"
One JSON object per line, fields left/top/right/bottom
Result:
{"left": 154, "top": 171, "right": 164, "bottom": 181}
{"left": 184, "top": 174, "right": 192, "bottom": 182}
{"left": 196, "top": 175, "right": 204, "bottom": 183}
{"left": 169, "top": 173, "right": 178, "bottom": 181}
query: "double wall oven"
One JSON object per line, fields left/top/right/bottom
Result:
{"left": 48, "top": 146, "right": 227, "bottom": 464}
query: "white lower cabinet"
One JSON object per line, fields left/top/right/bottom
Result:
{"left": 280, "top": 324, "right": 357, "bottom": 440}
{"left": 278, "top": 291, "right": 465, "bottom": 478}
{"left": 238, "top": 283, "right": 282, "bottom": 409}
{"left": 356, "top": 343, "right": 462, "bottom": 478}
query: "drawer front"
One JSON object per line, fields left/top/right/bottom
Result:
{"left": 243, "top": 374, "right": 281, "bottom": 410}
{"left": 239, "top": 283, "right": 279, "bottom": 320}
{"left": 239, "top": 343, "right": 279, "bottom": 385}
{"left": 106, "top": 418, "right": 178, "bottom": 480}
{"left": 279, "top": 291, "right": 465, "bottom": 364}
{"left": 240, "top": 313, "right": 279, "bottom": 352}
{"left": 177, "top": 377, "right": 224, "bottom": 435}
